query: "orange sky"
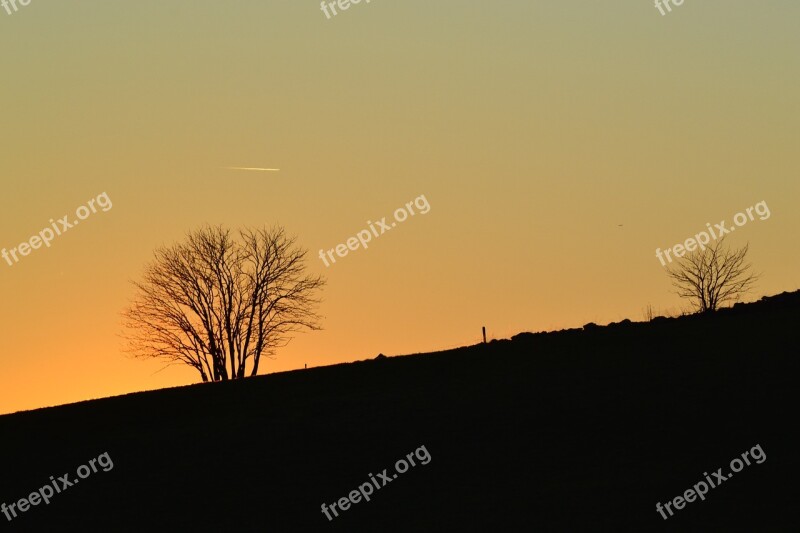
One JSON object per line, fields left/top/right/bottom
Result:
{"left": 1, "top": 1, "right": 799, "bottom": 414}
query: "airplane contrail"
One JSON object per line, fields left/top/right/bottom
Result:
{"left": 223, "top": 167, "right": 281, "bottom": 172}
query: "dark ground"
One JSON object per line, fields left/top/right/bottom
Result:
{"left": 1, "top": 291, "right": 799, "bottom": 532}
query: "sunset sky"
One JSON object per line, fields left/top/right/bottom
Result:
{"left": 1, "top": 1, "right": 798, "bottom": 414}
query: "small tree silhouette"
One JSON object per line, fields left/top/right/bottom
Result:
{"left": 665, "top": 236, "right": 759, "bottom": 313}
{"left": 122, "top": 225, "right": 325, "bottom": 381}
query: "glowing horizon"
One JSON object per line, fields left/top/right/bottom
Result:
{"left": 1, "top": 1, "right": 798, "bottom": 415}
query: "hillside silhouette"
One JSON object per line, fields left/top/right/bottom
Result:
{"left": 2, "top": 291, "right": 799, "bottom": 531}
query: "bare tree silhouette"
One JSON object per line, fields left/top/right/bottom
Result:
{"left": 122, "top": 225, "right": 324, "bottom": 381}
{"left": 665, "top": 236, "right": 759, "bottom": 313}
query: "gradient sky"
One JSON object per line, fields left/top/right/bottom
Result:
{"left": 1, "top": 1, "right": 798, "bottom": 414}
